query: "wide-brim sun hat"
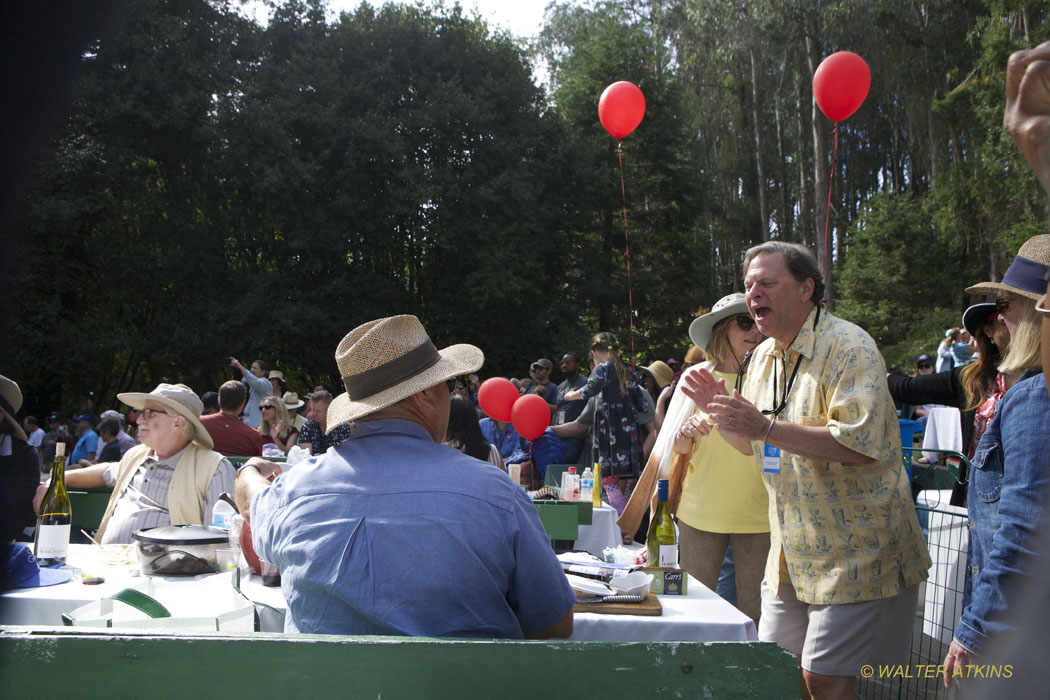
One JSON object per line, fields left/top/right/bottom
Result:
{"left": 117, "top": 383, "right": 214, "bottom": 450}
{"left": 642, "top": 360, "right": 674, "bottom": 389}
{"left": 688, "top": 293, "right": 750, "bottom": 351}
{"left": 0, "top": 375, "right": 27, "bottom": 441}
{"left": 326, "top": 315, "right": 484, "bottom": 432}
{"left": 965, "top": 234, "right": 1050, "bottom": 301}
{"left": 282, "top": 391, "right": 305, "bottom": 410}
{"left": 962, "top": 303, "right": 998, "bottom": 338}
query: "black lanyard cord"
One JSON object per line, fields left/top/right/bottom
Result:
{"left": 761, "top": 307, "right": 821, "bottom": 417}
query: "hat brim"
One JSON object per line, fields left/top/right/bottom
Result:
{"left": 326, "top": 343, "right": 484, "bottom": 432}
{"left": 688, "top": 300, "right": 751, "bottom": 351}
{"left": 962, "top": 303, "right": 998, "bottom": 337}
{"left": 965, "top": 281, "right": 1042, "bottom": 301}
{"left": 284, "top": 400, "right": 305, "bottom": 410}
{"left": 116, "top": 392, "right": 214, "bottom": 450}
{"left": 1, "top": 412, "right": 27, "bottom": 441}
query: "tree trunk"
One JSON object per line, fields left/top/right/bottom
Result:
{"left": 795, "top": 86, "right": 811, "bottom": 248}
{"left": 775, "top": 95, "right": 792, "bottom": 241}
{"left": 806, "top": 32, "right": 833, "bottom": 308}
{"left": 749, "top": 47, "right": 770, "bottom": 240}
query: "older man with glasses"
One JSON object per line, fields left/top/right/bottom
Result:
{"left": 58, "top": 384, "right": 235, "bottom": 544}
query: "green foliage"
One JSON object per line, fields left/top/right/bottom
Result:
{"left": 9, "top": 0, "right": 1050, "bottom": 418}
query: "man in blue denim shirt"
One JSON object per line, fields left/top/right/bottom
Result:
{"left": 237, "top": 315, "right": 575, "bottom": 639}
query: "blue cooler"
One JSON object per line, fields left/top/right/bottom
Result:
{"left": 898, "top": 419, "right": 923, "bottom": 480}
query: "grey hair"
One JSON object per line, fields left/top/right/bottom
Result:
{"left": 743, "top": 241, "right": 826, "bottom": 303}
{"left": 100, "top": 409, "right": 125, "bottom": 428}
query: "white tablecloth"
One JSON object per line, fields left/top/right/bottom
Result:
{"left": 2, "top": 545, "right": 756, "bottom": 643}
{"left": 573, "top": 504, "right": 621, "bottom": 558}
{"left": 917, "top": 490, "right": 968, "bottom": 645}
{"left": 922, "top": 406, "right": 963, "bottom": 462}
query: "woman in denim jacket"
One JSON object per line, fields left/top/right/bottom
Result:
{"left": 943, "top": 243, "right": 1050, "bottom": 687}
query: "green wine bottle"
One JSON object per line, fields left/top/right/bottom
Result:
{"left": 646, "top": 478, "right": 677, "bottom": 568}
{"left": 34, "top": 441, "right": 72, "bottom": 566}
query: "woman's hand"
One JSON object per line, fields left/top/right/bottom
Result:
{"left": 680, "top": 415, "right": 713, "bottom": 439}
{"left": 942, "top": 639, "right": 974, "bottom": 689}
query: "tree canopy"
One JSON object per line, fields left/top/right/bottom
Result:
{"left": 7, "top": 0, "right": 1049, "bottom": 416}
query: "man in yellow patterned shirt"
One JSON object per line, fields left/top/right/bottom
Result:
{"left": 682, "top": 242, "right": 930, "bottom": 700}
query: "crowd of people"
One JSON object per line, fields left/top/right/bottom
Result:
{"left": 5, "top": 40, "right": 1050, "bottom": 700}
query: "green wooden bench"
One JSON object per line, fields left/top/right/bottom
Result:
{"left": 0, "top": 628, "right": 799, "bottom": 699}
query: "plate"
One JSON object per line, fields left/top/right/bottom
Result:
{"left": 565, "top": 573, "right": 615, "bottom": 597}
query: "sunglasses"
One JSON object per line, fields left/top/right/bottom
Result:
{"left": 140, "top": 408, "right": 172, "bottom": 420}
{"left": 260, "top": 405, "right": 275, "bottom": 410}
{"left": 995, "top": 297, "right": 1013, "bottom": 313}
{"left": 734, "top": 316, "right": 756, "bottom": 331}
{"left": 917, "top": 363, "right": 932, "bottom": 370}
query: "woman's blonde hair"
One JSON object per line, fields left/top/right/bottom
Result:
{"left": 258, "top": 397, "right": 293, "bottom": 440}
{"left": 590, "top": 331, "right": 628, "bottom": 393}
{"left": 999, "top": 298, "right": 1043, "bottom": 375}
{"left": 705, "top": 316, "right": 752, "bottom": 369}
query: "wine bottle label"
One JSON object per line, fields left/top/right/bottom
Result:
{"left": 36, "top": 524, "right": 71, "bottom": 559}
{"left": 658, "top": 544, "right": 678, "bottom": 568}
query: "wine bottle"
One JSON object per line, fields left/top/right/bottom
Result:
{"left": 35, "top": 441, "right": 72, "bottom": 566}
{"left": 646, "top": 478, "right": 677, "bottom": 568}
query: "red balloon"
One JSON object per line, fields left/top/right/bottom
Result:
{"left": 598, "top": 81, "right": 646, "bottom": 139}
{"left": 478, "top": 378, "right": 519, "bottom": 422}
{"left": 812, "top": 51, "right": 870, "bottom": 122}
{"left": 511, "top": 394, "right": 550, "bottom": 441}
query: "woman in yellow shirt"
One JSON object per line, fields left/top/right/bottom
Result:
{"left": 673, "top": 293, "right": 770, "bottom": 623}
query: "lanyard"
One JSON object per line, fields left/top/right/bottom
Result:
{"left": 761, "top": 307, "right": 820, "bottom": 417}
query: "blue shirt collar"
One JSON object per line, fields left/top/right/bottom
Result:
{"left": 350, "top": 418, "right": 434, "bottom": 442}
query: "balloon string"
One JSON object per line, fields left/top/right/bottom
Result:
{"left": 822, "top": 123, "right": 839, "bottom": 288}
{"left": 617, "top": 140, "right": 636, "bottom": 370}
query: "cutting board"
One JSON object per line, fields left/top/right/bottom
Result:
{"left": 573, "top": 595, "right": 662, "bottom": 616}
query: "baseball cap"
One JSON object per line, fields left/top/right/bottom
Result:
{"left": 531, "top": 359, "right": 553, "bottom": 371}
{"left": 73, "top": 413, "right": 93, "bottom": 424}
{"left": 1, "top": 544, "right": 73, "bottom": 592}
{"left": 916, "top": 354, "right": 934, "bottom": 365}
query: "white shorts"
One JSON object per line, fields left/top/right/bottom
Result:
{"left": 758, "top": 578, "right": 919, "bottom": 677}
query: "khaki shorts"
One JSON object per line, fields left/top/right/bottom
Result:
{"left": 758, "top": 578, "right": 919, "bottom": 677}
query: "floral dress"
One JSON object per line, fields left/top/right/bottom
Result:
{"left": 580, "top": 362, "right": 649, "bottom": 478}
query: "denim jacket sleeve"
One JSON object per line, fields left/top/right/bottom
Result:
{"left": 954, "top": 374, "right": 1050, "bottom": 654}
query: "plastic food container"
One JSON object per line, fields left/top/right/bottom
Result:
{"left": 133, "top": 525, "right": 231, "bottom": 576}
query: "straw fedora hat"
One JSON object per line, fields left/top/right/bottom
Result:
{"left": 326, "top": 315, "right": 484, "bottom": 432}
{"left": 965, "top": 234, "right": 1050, "bottom": 301}
{"left": 641, "top": 360, "right": 674, "bottom": 389}
{"left": 0, "top": 375, "right": 27, "bottom": 441}
{"left": 688, "top": 293, "right": 750, "bottom": 351}
{"left": 117, "top": 383, "right": 214, "bottom": 450}
{"left": 282, "top": 391, "right": 305, "bottom": 411}
{"left": 268, "top": 370, "right": 284, "bottom": 381}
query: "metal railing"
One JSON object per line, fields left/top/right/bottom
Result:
{"left": 858, "top": 447, "right": 969, "bottom": 700}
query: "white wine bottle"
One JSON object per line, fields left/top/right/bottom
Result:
{"left": 34, "top": 441, "right": 72, "bottom": 566}
{"left": 646, "top": 478, "right": 677, "bottom": 568}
